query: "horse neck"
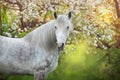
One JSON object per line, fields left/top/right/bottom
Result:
{"left": 23, "top": 21, "right": 57, "bottom": 51}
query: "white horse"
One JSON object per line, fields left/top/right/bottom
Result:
{"left": 0, "top": 12, "right": 73, "bottom": 80}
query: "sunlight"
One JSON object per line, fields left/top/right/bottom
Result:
{"left": 96, "top": 6, "right": 113, "bottom": 24}
{"left": 102, "top": 11, "right": 113, "bottom": 23}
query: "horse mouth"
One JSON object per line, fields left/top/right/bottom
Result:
{"left": 58, "top": 46, "right": 64, "bottom": 51}
{"left": 56, "top": 42, "right": 65, "bottom": 51}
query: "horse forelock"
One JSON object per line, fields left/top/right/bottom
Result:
{"left": 57, "top": 15, "right": 69, "bottom": 24}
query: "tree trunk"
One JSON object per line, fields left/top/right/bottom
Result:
{"left": 114, "top": 0, "right": 120, "bottom": 18}
{"left": 114, "top": 0, "right": 120, "bottom": 48}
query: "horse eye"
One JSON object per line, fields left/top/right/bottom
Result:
{"left": 55, "top": 26, "right": 57, "bottom": 29}
{"left": 67, "top": 26, "right": 69, "bottom": 30}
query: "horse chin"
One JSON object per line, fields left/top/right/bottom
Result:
{"left": 58, "top": 47, "right": 64, "bottom": 51}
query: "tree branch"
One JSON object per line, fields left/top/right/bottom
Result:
{"left": 3, "top": 0, "right": 18, "bottom": 5}
{"left": 3, "top": 5, "right": 20, "bottom": 10}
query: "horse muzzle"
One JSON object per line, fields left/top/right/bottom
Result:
{"left": 57, "top": 43, "right": 64, "bottom": 50}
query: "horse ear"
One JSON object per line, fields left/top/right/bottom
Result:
{"left": 54, "top": 12, "right": 57, "bottom": 19}
{"left": 68, "top": 12, "right": 72, "bottom": 19}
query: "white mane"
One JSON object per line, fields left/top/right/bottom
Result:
{"left": 23, "top": 20, "right": 57, "bottom": 52}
